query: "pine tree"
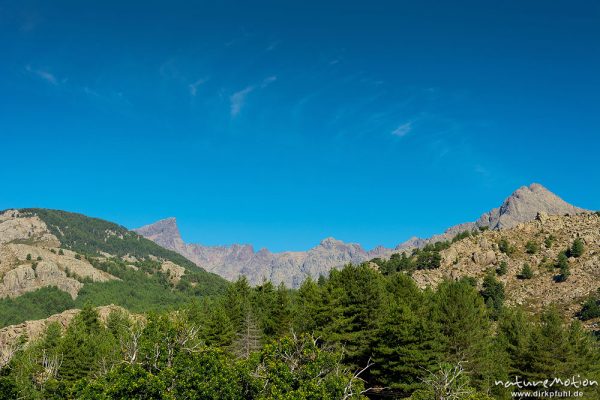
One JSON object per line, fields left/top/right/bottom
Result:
{"left": 555, "top": 253, "right": 570, "bottom": 282}
{"left": 320, "top": 264, "right": 385, "bottom": 371}
{"left": 519, "top": 263, "right": 533, "bottom": 279}
{"left": 525, "top": 241, "right": 539, "bottom": 254}
{"left": 527, "top": 308, "right": 574, "bottom": 383}
{"left": 201, "top": 303, "right": 235, "bottom": 348}
{"left": 224, "top": 276, "right": 252, "bottom": 332}
{"left": 481, "top": 273, "right": 505, "bottom": 319}
{"left": 497, "top": 307, "right": 533, "bottom": 378}
{"left": 272, "top": 282, "right": 293, "bottom": 337}
{"left": 497, "top": 261, "right": 508, "bottom": 276}
{"left": 432, "top": 279, "right": 496, "bottom": 390}
{"left": 372, "top": 302, "right": 442, "bottom": 395}
{"left": 293, "top": 277, "right": 322, "bottom": 333}
{"left": 231, "top": 311, "right": 262, "bottom": 359}
{"left": 570, "top": 238, "right": 585, "bottom": 258}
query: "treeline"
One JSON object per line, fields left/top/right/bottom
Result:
{"left": 1, "top": 264, "right": 599, "bottom": 399}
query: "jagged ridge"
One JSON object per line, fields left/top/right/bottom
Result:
{"left": 136, "top": 183, "right": 588, "bottom": 287}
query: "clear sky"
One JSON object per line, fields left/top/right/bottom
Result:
{"left": 1, "top": 0, "right": 599, "bottom": 251}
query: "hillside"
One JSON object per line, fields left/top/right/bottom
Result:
{"left": 0, "top": 209, "right": 228, "bottom": 327}
{"left": 407, "top": 211, "right": 600, "bottom": 320}
{"left": 136, "top": 183, "right": 587, "bottom": 287}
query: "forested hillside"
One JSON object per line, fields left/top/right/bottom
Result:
{"left": 0, "top": 209, "right": 228, "bottom": 327}
{"left": 1, "top": 263, "right": 599, "bottom": 399}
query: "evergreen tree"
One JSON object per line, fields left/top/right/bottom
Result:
{"left": 432, "top": 279, "right": 498, "bottom": 391}
{"left": 497, "top": 307, "right": 533, "bottom": 378}
{"left": 224, "top": 276, "right": 252, "bottom": 332}
{"left": 555, "top": 253, "right": 570, "bottom": 282}
{"left": 372, "top": 302, "right": 442, "bottom": 395}
{"left": 525, "top": 241, "right": 539, "bottom": 254}
{"left": 497, "top": 261, "right": 508, "bottom": 276}
{"left": 201, "top": 303, "right": 236, "bottom": 348}
{"left": 570, "top": 238, "right": 585, "bottom": 258}
{"left": 231, "top": 311, "right": 262, "bottom": 359}
{"left": 481, "top": 273, "right": 505, "bottom": 319}
{"left": 320, "top": 264, "right": 385, "bottom": 371}
{"left": 271, "top": 282, "right": 293, "bottom": 337}
{"left": 519, "top": 263, "right": 533, "bottom": 279}
{"left": 58, "top": 310, "right": 103, "bottom": 381}
{"left": 293, "top": 276, "right": 322, "bottom": 333}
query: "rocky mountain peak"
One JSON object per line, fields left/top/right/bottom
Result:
{"left": 134, "top": 217, "right": 183, "bottom": 248}
{"left": 319, "top": 237, "right": 344, "bottom": 248}
{"left": 476, "top": 183, "right": 586, "bottom": 230}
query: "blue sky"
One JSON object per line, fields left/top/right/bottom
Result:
{"left": 1, "top": 0, "right": 599, "bottom": 251}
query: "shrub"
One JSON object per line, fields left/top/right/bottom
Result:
{"left": 544, "top": 235, "right": 555, "bottom": 248}
{"left": 26, "top": 253, "right": 32, "bottom": 261}
{"left": 518, "top": 263, "right": 533, "bottom": 279}
{"left": 579, "top": 292, "right": 600, "bottom": 320}
{"left": 496, "top": 261, "right": 508, "bottom": 276}
{"left": 525, "top": 241, "right": 539, "bottom": 255}
{"left": 569, "top": 238, "right": 584, "bottom": 258}
{"left": 498, "top": 239, "right": 515, "bottom": 256}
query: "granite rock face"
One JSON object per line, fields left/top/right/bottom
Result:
{"left": 0, "top": 210, "right": 117, "bottom": 299}
{"left": 136, "top": 183, "right": 587, "bottom": 287}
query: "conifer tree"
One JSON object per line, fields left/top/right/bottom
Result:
{"left": 320, "top": 264, "right": 385, "bottom": 371}
{"left": 231, "top": 311, "right": 262, "bottom": 359}
{"left": 372, "top": 302, "right": 442, "bottom": 395}
{"left": 570, "top": 238, "right": 585, "bottom": 258}
{"left": 481, "top": 273, "right": 505, "bottom": 319}
{"left": 519, "top": 263, "right": 533, "bottom": 279}
{"left": 432, "top": 279, "right": 498, "bottom": 391}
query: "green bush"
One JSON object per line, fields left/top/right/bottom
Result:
{"left": 496, "top": 261, "right": 508, "bottom": 276}
{"left": 498, "top": 239, "right": 515, "bottom": 256}
{"left": 569, "top": 238, "right": 585, "bottom": 258}
{"left": 518, "top": 263, "right": 533, "bottom": 279}
{"left": 525, "top": 241, "right": 539, "bottom": 254}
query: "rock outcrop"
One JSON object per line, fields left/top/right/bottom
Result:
{"left": 0, "top": 211, "right": 117, "bottom": 299}
{"left": 136, "top": 184, "right": 588, "bottom": 287}
{"left": 412, "top": 212, "right": 600, "bottom": 316}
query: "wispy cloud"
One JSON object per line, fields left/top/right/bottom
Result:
{"left": 261, "top": 75, "right": 277, "bottom": 87}
{"left": 391, "top": 122, "right": 412, "bottom": 137}
{"left": 26, "top": 65, "right": 58, "bottom": 85}
{"left": 230, "top": 86, "right": 255, "bottom": 117}
{"left": 229, "top": 76, "right": 277, "bottom": 117}
{"left": 189, "top": 78, "right": 208, "bottom": 96}
{"left": 266, "top": 40, "right": 281, "bottom": 52}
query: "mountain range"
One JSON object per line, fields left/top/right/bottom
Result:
{"left": 135, "top": 183, "right": 587, "bottom": 287}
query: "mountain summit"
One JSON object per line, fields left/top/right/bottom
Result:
{"left": 135, "top": 217, "right": 185, "bottom": 250}
{"left": 476, "top": 183, "right": 586, "bottom": 230}
{"left": 135, "top": 184, "right": 588, "bottom": 287}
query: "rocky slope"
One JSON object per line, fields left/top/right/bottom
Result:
{"left": 0, "top": 209, "right": 226, "bottom": 301}
{"left": 0, "top": 210, "right": 116, "bottom": 299}
{"left": 136, "top": 183, "right": 587, "bottom": 287}
{"left": 412, "top": 211, "right": 600, "bottom": 319}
